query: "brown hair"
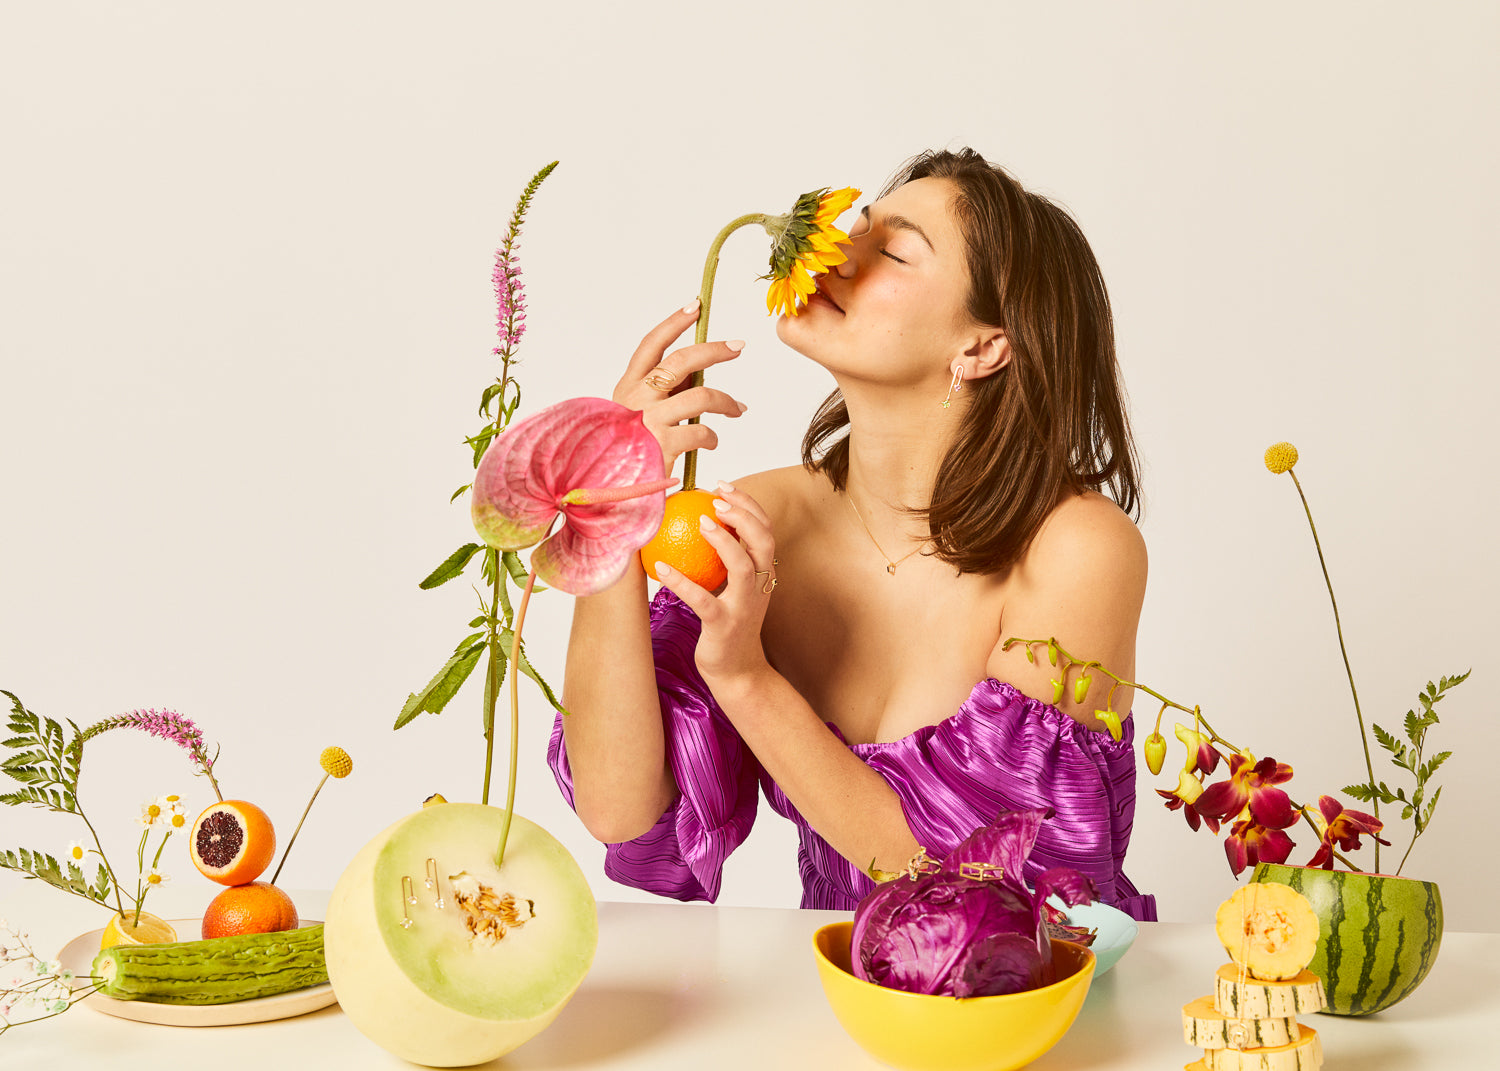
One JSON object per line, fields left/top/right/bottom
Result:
{"left": 800, "top": 148, "right": 1141, "bottom": 575}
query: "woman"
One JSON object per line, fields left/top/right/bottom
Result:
{"left": 549, "top": 148, "right": 1155, "bottom": 920}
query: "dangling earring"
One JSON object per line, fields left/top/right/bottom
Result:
{"left": 941, "top": 366, "right": 964, "bottom": 409}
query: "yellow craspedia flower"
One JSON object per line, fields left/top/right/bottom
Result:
{"left": 1264, "top": 441, "right": 1299, "bottom": 474}
{"left": 764, "top": 186, "right": 860, "bottom": 317}
{"left": 320, "top": 746, "right": 353, "bottom": 779}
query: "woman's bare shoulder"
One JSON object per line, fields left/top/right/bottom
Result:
{"left": 732, "top": 465, "right": 825, "bottom": 517}
{"left": 985, "top": 491, "right": 1147, "bottom": 730}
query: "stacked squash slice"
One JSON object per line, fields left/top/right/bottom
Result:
{"left": 1183, "top": 883, "right": 1328, "bottom": 1071}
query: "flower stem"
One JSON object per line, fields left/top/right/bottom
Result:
{"left": 495, "top": 568, "right": 540, "bottom": 870}
{"left": 77, "top": 812, "right": 126, "bottom": 918}
{"left": 1288, "top": 469, "right": 1379, "bottom": 871}
{"left": 481, "top": 549, "right": 505, "bottom": 807}
{"left": 270, "top": 774, "right": 328, "bottom": 886}
{"left": 681, "top": 212, "right": 769, "bottom": 492}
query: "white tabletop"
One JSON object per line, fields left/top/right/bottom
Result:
{"left": 2, "top": 880, "right": 1495, "bottom": 1069}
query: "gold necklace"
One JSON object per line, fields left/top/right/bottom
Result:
{"left": 844, "top": 492, "right": 929, "bottom": 574}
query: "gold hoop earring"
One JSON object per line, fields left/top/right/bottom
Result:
{"left": 941, "top": 367, "right": 964, "bottom": 409}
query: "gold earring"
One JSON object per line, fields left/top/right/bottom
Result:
{"left": 941, "top": 367, "right": 964, "bottom": 409}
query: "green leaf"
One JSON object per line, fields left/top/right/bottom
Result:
{"left": 1422, "top": 784, "right": 1442, "bottom": 826}
{"left": 0, "top": 847, "right": 110, "bottom": 904}
{"left": 419, "top": 543, "right": 483, "bottom": 590}
{"left": 1418, "top": 750, "right": 1452, "bottom": 784}
{"left": 482, "top": 642, "right": 507, "bottom": 742}
{"left": 468, "top": 615, "right": 488, "bottom": 629}
{"left": 1403, "top": 710, "right": 1421, "bottom": 744}
{"left": 453, "top": 631, "right": 486, "bottom": 654}
{"left": 1401, "top": 804, "right": 1414, "bottom": 821}
{"left": 479, "top": 382, "right": 504, "bottom": 419}
{"left": 1341, "top": 782, "right": 1377, "bottom": 803}
{"left": 393, "top": 641, "right": 488, "bottom": 729}
{"left": 502, "top": 550, "right": 547, "bottom": 593}
{"left": 468, "top": 425, "right": 498, "bottom": 468}
{"left": 499, "top": 629, "right": 569, "bottom": 714}
{"left": 450, "top": 483, "right": 472, "bottom": 503}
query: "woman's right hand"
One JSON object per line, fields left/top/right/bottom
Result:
{"left": 612, "top": 299, "right": 748, "bottom": 475}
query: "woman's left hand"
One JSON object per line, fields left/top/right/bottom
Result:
{"left": 649, "top": 482, "right": 778, "bottom": 690}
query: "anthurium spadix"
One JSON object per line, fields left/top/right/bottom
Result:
{"left": 471, "top": 396, "right": 676, "bottom": 596}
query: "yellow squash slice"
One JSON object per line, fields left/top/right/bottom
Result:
{"left": 1215, "top": 883, "right": 1319, "bottom": 981}
{"left": 1182, "top": 995, "right": 1299, "bottom": 1049}
{"left": 1214, "top": 964, "right": 1327, "bottom": 1019}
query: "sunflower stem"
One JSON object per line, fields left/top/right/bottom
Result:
{"left": 681, "top": 212, "right": 769, "bottom": 491}
{"left": 495, "top": 568, "right": 540, "bottom": 870}
{"left": 1287, "top": 469, "right": 1379, "bottom": 871}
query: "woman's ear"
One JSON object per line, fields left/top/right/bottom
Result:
{"left": 962, "top": 328, "right": 1011, "bottom": 380}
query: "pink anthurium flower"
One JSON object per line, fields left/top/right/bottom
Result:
{"left": 1195, "top": 753, "right": 1298, "bottom": 830}
{"left": 471, "top": 397, "right": 676, "bottom": 596}
{"left": 1307, "top": 795, "right": 1389, "bottom": 869}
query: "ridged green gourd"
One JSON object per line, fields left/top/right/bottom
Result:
{"left": 91, "top": 924, "right": 326, "bottom": 1004}
{"left": 1251, "top": 863, "right": 1443, "bottom": 1016}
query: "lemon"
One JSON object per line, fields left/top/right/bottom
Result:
{"left": 100, "top": 910, "right": 177, "bottom": 950}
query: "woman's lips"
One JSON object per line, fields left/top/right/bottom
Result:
{"left": 810, "top": 288, "right": 844, "bottom": 314}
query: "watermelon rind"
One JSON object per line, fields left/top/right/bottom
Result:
{"left": 1250, "top": 863, "right": 1442, "bottom": 1016}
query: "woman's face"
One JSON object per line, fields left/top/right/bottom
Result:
{"left": 776, "top": 176, "right": 977, "bottom": 387}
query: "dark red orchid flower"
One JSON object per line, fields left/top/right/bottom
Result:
{"left": 1223, "top": 815, "right": 1295, "bottom": 877}
{"left": 1196, "top": 754, "right": 1298, "bottom": 830}
{"left": 1307, "top": 795, "right": 1390, "bottom": 869}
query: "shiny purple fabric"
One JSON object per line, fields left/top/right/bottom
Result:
{"left": 547, "top": 589, "right": 1157, "bottom": 921}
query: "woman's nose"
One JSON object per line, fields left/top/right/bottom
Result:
{"left": 834, "top": 239, "right": 859, "bottom": 279}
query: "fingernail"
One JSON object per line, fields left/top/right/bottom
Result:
{"left": 698, "top": 515, "right": 717, "bottom": 532}
{"left": 736, "top": 402, "right": 749, "bottom": 415}
{"left": 683, "top": 297, "right": 701, "bottom": 314}
{"left": 712, "top": 498, "right": 732, "bottom": 514}
{"left": 726, "top": 339, "right": 746, "bottom": 352}
{"left": 654, "top": 561, "right": 673, "bottom": 578}
{"left": 717, "top": 480, "right": 736, "bottom": 493}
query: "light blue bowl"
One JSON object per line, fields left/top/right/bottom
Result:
{"left": 1058, "top": 901, "right": 1139, "bottom": 976}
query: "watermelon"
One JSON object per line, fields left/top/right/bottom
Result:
{"left": 1250, "top": 863, "right": 1442, "bottom": 1016}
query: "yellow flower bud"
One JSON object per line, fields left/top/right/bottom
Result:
{"left": 1264, "top": 441, "right": 1298, "bottom": 474}
{"left": 319, "top": 746, "right": 353, "bottom": 779}
{"left": 1052, "top": 679, "right": 1065, "bottom": 705}
{"left": 1073, "top": 673, "right": 1092, "bottom": 705}
{"left": 1096, "top": 709, "right": 1123, "bottom": 741}
{"left": 1143, "top": 732, "right": 1167, "bottom": 775}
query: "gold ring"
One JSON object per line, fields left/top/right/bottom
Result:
{"left": 644, "top": 366, "right": 678, "bottom": 391}
{"left": 753, "top": 569, "right": 771, "bottom": 585}
{"left": 763, "top": 576, "right": 778, "bottom": 594}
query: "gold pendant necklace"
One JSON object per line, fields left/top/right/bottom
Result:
{"left": 844, "top": 492, "right": 929, "bottom": 574}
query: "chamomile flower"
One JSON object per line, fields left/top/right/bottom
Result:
{"left": 138, "top": 798, "right": 167, "bottom": 826}
{"left": 64, "top": 841, "right": 87, "bottom": 863}
{"left": 146, "top": 869, "right": 169, "bottom": 886}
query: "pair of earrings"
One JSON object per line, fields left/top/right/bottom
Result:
{"left": 399, "top": 858, "right": 444, "bottom": 929}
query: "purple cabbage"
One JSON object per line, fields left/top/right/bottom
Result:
{"left": 851, "top": 808, "right": 1097, "bottom": 998}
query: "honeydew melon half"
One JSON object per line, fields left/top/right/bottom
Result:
{"left": 324, "top": 802, "right": 597, "bottom": 1066}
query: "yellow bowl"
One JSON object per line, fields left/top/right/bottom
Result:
{"left": 812, "top": 922, "right": 1095, "bottom": 1071}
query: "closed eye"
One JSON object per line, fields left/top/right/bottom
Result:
{"left": 881, "top": 249, "right": 906, "bottom": 264}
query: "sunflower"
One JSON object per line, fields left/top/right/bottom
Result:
{"left": 763, "top": 186, "right": 860, "bottom": 317}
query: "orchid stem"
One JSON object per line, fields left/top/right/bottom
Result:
{"left": 1288, "top": 469, "right": 1379, "bottom": 872}
{"left": 495, "top": 568, "right": 539, "bottom": 870}
{"left": 681, "top": 212, "right": 768, "bottom": 493}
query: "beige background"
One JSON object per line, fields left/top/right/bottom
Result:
{"left": 3, "top": 2, "right": 1497, "bottom": 931}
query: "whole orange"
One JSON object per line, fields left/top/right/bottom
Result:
{"left": 638, "top": 488, "right": 737, "bottom": 590}
{"left": 201, "top": 881, "right": 300, "bottom": 939}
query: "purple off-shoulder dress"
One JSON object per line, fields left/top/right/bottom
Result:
{"left": 547, "top": 589, "right": 1157, "bottom": 921}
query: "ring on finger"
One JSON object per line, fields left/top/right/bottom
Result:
{"left": 644, "top": 366, "right": 679, "bottom": 392}
{"left": 753, "top": 570, "right": 777, "bottom": 595}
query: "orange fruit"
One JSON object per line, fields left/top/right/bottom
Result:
{"left": 638, "top": 488, "right": 738, "bottom": 590}
{"left": 201, "top": 881, "right": 300, "bottom": 939}
{"left": 189, "top": 799, "right": 277, "bottom": 886}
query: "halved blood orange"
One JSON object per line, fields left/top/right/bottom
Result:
{"left": 201, "top": 881, "right": 300, "bottom": 939}
{"left": 190, "top": 800, "right": 277, "bottom": 886}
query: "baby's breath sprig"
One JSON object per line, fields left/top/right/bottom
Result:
{"left": 0, "top": 920, "right": 100, "bottom": 1036}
